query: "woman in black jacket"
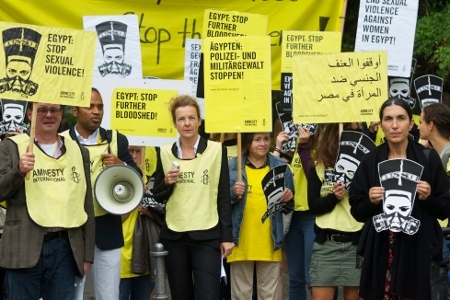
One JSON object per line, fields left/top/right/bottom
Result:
{"left": 349, "top": 98, "right": 450, "bottom": 299}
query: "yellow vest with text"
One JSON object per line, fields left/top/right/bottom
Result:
{"left": 291, "top": 150, "right": 309, "bottom": 211}
{"left": 61, "top": 130, "right": 118, "bottom": 216}
{"left": 160, "top": 141, "right": 221, "bottom": 232}
{"left": 315, "top": 163, "right": 363, "bottom": 232}
{"left": 11, "top": 134, "right": 87, "bottom": 227}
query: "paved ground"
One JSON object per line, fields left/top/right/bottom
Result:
{"left": 83, "top": 269, "right": 344, "bottom": 300}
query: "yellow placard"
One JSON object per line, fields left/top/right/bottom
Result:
{"left": 0, "top": 0, "right": 345, "bottom": 90}
{"left": 0, "top": 21, "right": 95, "bottom": 106}
{"left": 110, "top": 88, "right": 177, "bottom": 137}
{"left": 293, "top": 51, "right": 388, "bottom": 124}
{"left": 203, "top": 9, "right": 268, "bottom": 37}
{"left": 281, "top": 31, "right": 342, "bottom": 73}
{"left": 204, "top": 36, "right": 272, "bottom": 133}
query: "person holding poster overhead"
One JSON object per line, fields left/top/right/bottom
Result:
{"left": 349, "top": 98, "right": 450, "bottom": 299}
{"left": 228, "top": 132, "right": 294, "bottom": 300}
{"left": 0, "top": 102, "right": 95, "bottom": 300}
{"left": 151, "top": 95, "right": 234, "bottom": 300}
{"left": 63, "top": 88, "right": 140, "bottom": 300}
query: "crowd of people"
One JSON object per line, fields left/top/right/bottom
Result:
{"left": 0, "top": 89, "right": 450, "bottom": 300}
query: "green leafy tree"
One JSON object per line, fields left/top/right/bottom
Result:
{"left": 414, "top": 2, "right": 450, "bottom": 91}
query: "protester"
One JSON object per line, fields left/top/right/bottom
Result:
{"left": 228, "top": 132, "right": 294, "bottom": 299}
{"left": 63, "top": 88, "right": 140, "bottom": 300}
{"left": 152, "top": 95, "right": 234, "bottom": 299}
{"left": 308, "top": 122, "right": 363, "bottom": 300}
{"left": 119, "top": 146, "right": 163, "bottom": 300}
{"left": 418, "top": 102, "right": 450, "bottom": 298}
{"left": 0, "top": 102, "right": 95, "bottom": 299}
{"left": 349, "top": 98, "right": 450, "bottom": 299}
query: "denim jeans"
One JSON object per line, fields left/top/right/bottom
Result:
{"left": 5, "top": 238, "right": 76, "bottom": 300}
{"left": 119, "top": 274, "right": 155, "bottom": 300}
{"left": 284, "top": 210, "right": 315, "bottom": 300}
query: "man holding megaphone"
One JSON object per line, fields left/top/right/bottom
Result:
{"left": 63, "top": 88, "right": 141, "bottom": 300}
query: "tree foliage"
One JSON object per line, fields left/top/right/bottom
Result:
{"left": 414, "top": 1, "right": 450, "bottom": 90}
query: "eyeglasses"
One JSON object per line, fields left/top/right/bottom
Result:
{"left": 36, "top": 108, "right": 61, "bottom": 116}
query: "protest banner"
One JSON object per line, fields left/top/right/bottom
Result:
{"left": 184, "top": 38, "right": 204, "bottom": 118}
{"left": 83, "top": 15, "right": 143, "bottom": 81}
{"left": 280, "top": 30, "right": 342, "bottom": 112}
{"left": 0, "top": 21, "right": 95, "bottom": 106}
{"left": 96, "top": 77, "right": 192, "bottom": 146}
{"left": 354, "top": 0, "right": 419, "bottom": 77}
{"left": 0, "top": 0, "right": 345, "bottom": 90}
{"left": 293, "top": 51, "right": 388, "bottom": 124}
{"left": 202, "top": 9, "right": 268, "bottom": 37}
{"left": 203, "top": 35, "right": 272, "bottom": 133}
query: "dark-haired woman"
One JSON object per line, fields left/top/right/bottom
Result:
{"left": 228, "top": 132, "right": 294, "bottom": 299}
{"left": 307, "top": 122, "right": 363, "bottom": 300}
{"left": 349, "top": 98, "right": 450, "bottom": 299}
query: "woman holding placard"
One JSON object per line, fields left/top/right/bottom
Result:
{"left": 228, "top": 132, "right": 294, "bottom": 299}
{"left": 349, "top": 98, "right": 450, "bottom": 299}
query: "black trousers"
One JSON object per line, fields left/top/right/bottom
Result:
{"left": 161, "top": 233, "right": 221, "bottom": 300}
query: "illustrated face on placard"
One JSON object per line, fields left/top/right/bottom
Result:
{"left": 334, "top": 131, "right": 376, "bottom": 187}
{"left": 0, "top": 99, "right": 28, "bottom": 135}
{"left": 95, "top": 21, "right": 132, "bottom": 77}
{"left": 374, "top": 158, "right": 424, "bottom": 235}
{"left": 1, "top": 27, "right": 41, "bottom": 96}
{"left": 334, "top": 153, "right": 359, "bottom": 185}
{"left": 383, "top": 190, "right": 412, "bottom": 232}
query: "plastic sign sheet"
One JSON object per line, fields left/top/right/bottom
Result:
{"left": 354, "top": 0, "right": 419, "bottom": 77}
{"left": 0, "top": 0, "right": 345, "bottom": 90}
{"left": 203, "top": 35, "right": 272, "bottom": 133}
{"left": 293, "top": 51, "right": 388, "bottom": 124}
{"left": 96, "top": 77, "right": 192, "bottom": 146}
{"left": 111, "top": 88, "right": 178, "bottom": 137}
{"left": 0, "top": 21, "right": 96, "bottom": 106}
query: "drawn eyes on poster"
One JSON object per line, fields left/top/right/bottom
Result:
{"left": 0, "top": 99, "right": 28, "bottom": 135}
{"left": 388, "top": 57, "right": 416, "bottom": 110}
{"left": 83, "top": 15, "right": 143, "bottom": 80}
{"left": 0, "top": 27, "right": 41, "bottom": 96}
{"left": 373, "top": 158, "right": 424, "bottom": 235}
{"left": 95, "top": 21, "right": 132, "bottom": 77}
{"left": 324, "top": 131, "right": 376, "bottom": 188}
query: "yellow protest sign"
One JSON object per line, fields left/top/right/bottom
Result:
{"left": 0, "top": 0, "right": 345, "bottom": 90}
{"left": 204, "top": 36, "right": 272, "bottom": 133}
{"left": 203, "top": 9, "right": 268, "bottom": 37}
{"left": 281, "top": 31, "right": 342, "bottom": 73}
{"left": 0, "top": 21, "right": 95, "bottom": 106}
{"left": 110, "top": 88, "right": 178, "bottom": 137}
{"left": 293, "top": 51, "right": 388, "bottom": 124}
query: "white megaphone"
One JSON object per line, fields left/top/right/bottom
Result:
{"left": 94, "top": 165, "right": 144, "bottom": 215}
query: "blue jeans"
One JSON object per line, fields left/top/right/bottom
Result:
{"left": 284, "top": 211, "right": 315, "bottom": 300}
{"left": 5, "top": 238, "right": 76, "bottom": 300}
{"left": 119, "top": 274, "right": 154, "bottom": 300}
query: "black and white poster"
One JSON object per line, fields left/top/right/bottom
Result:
{"left": 334, "top": 130, "right": 376, "bottom": 187}
{"left": 0, "top": 99, "right": 28, "bottom": 135}
{"left": 373, "top": 158, "right": 423, "bottom": 235}
{"left": 414, "top": 74, "right": 444, "bottom": 111}
{"left": 83, "top": 15, "right": 143, "bottom": 81}
{"left": 261, "top": 165, "right": 292, "bottom": 234}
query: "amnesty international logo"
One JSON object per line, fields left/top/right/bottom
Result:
{"left": 200, "top": 169, "right": 210, "bottom": 185}
{"left": 71, "top": 166, "right": 81, "bottom": 183}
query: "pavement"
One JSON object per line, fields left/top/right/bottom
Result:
{"left": 83, "top": 267, "right": 344, "bottom": 300}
